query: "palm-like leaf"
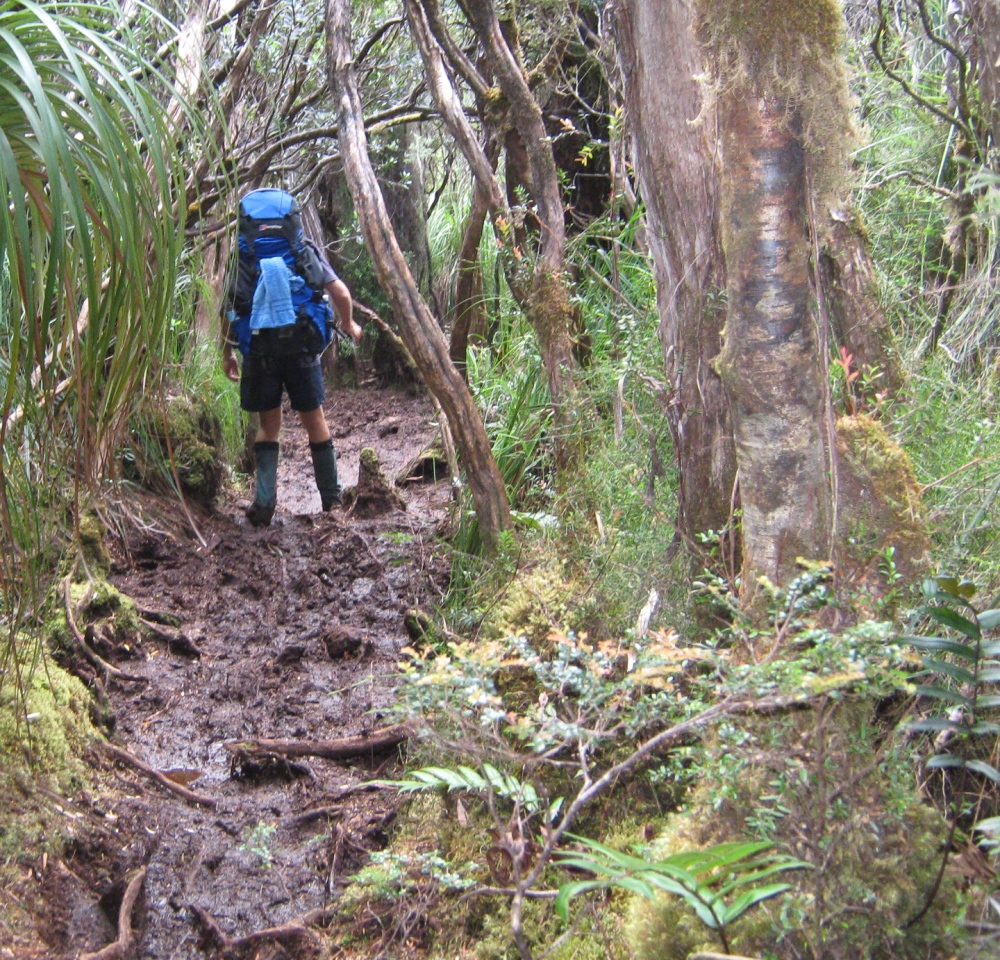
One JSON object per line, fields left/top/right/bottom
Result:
{"left": 0, "top": 0, "right": 187, "bottom": 699}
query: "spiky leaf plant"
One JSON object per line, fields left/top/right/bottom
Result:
{"left": 0, "top": 0, "right": 188, "bottom": 709}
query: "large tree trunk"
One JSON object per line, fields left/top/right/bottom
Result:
{"left": 612, "top": 0, "right": 737, "bottom": 550}
{"left": 716, "top": 96, "right": 832, "bottom": 599}
{"left": 450, "top": 184, "right": 490, "bottom": 369}
{"left": 327, "top": 0, "right": 511, "bottom": 552}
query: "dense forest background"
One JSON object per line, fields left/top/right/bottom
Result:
{"left": 2, "top": 0, "right": 1000, "bottom": 957}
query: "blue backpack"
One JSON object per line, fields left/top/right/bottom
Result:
{"left": 228, "top": 189, "right": 333, "bottom": 358}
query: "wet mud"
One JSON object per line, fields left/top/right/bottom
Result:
{"left": 18, "top": 388, "right": 450, "bottom": 959}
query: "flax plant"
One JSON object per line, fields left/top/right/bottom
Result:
{"left": 0, "top": 0, "right": 189, "bottom": 711}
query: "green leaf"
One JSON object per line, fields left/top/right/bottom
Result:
{"left": 974, "top": 816, "right": 1000, "bottom": 836}
{"left": 909, "top": 718, "right": 964, "bottom": 733}
{"left": 963, "top": 759, "right": 1000, "bottom": 784}
{"left": 922, "top": 658, "right": 977, "bottom": 685}
{"left": 902, "top": 636, "right": 978, "bottom": 660}
{"left": 721, "top": 883, "right": 793, "bottom": 925}
{"left": 977, "top": 609, "right": 1000, "bottom": 630}
{"left": 555, "top": 880, "right": 605, "bottom": 921}
{"left": 976, "top": 695, "right": 1000, "bottom": 708}
{"left": 926, "top": 754, "right": 967, "bottom": 770}
{"left": 915, "top": 685, "right": 974, "bottom": 708}
{"left": 925, "top": 607, "right": 980, "bottom": 639}
{"left": 978, "top": 668, "right": 1000, "bottom": 683}
{"left": 715, "top": 860, "right": 811, "bottom": 896}
{"left": 968, "top": 721, "right": 1000, "bottom": 735}
{"left": 614, "top": 876, "right": 657, "bottom": 900}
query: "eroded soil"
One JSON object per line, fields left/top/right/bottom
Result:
{"left": 11, "top": 387, "right": 449, "bottom": 959}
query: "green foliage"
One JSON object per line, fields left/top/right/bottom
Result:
{"left": 556, "top": 836, "right": 807, "bottom": 953}
{"left": 0, "top": 0, "right": 215, "bottom": 715}
{"left": 385, "top": 763, "right": 564, "bottom": 820}
{"left": 240, "top": 821, "right": 277, "bottom": 869}
{"left": 902, "top": 575, "right": 1000, "bottom": 800}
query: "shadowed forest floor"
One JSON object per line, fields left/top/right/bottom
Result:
{"left": 8, "top": 387, "right": 450, "bottom": 959}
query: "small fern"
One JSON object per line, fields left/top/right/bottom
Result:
{"left": 379, "top": 763, "right": 564, "bottom": 820}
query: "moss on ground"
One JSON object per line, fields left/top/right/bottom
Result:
{"left": 626, "top": 700, "right": 966, "bottom": 960}
{"left": 0, "top": 653, "right": 97, "bottom": 857}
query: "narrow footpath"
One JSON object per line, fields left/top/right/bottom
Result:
{"left": 31, "top": 386, "right": 449, "bottom": 959}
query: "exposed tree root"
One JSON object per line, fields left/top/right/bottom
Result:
{"left": 224, "top": 724, "right": 409, "bottom": 762}
{"left": 100, "top": 743, "right": 217, "bottom": 807}
{"left": 64, "top": 578, "right": 147, "bottom": 684}
{"left": 79, "top": 865, "right": 147, "bottom": 960}
{"left": 192, "top": 905, "right": 324, "bottom": 958}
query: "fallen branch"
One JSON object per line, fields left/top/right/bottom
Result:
{"left": 80, "top": 865, "right": 147, "bottom": 960}
{"left": 100, "top": 743, "right": 216, "bottom": 807}
{"left": 192, "top": 905, "right": 323, "bottom": 956}
{"left": 224, "top": 724, "right": 409, "bottom": 762}
{"left": 134, "top": 606, "right": 182, "bottom": 627}
{"left": 291, "top": 804, "right": 343, "bottom": 826}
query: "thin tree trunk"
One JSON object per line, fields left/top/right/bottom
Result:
{"left": 716, "top": 95, "right": 831, "bottom": 599}
{"left": 450, "top": 184, "right": 490, "bottom": 369}
{"left": 612, "top": 0, "right": 737, "bottom": 550}
{"left": 966, "top": 0, "right": 1000, "bottom": 148}
{"left": 462, "top": 0, "right": 580, "bottom": 412}
{"left": 819, "top": 210, "right": 904, "bottom": 398}
{"left": 327, "top": 0, "right": 511, "bottom": 552}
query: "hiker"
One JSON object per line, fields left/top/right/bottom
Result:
{"left": 221, "top": 188, "right": 363, "bottom": 526}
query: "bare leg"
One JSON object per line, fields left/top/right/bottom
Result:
{"left": 256, "top": 407, "right": 282, "bottom": 443}
{"left": 297, "top": 406, "right": 331, "bottom": 444}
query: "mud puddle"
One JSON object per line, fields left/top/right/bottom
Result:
{"left": 23, "top": 387, "right": 450, "bottom": 959}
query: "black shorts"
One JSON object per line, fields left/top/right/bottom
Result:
{"left": 240, "top": 355, "right": 325, "bottom": 413}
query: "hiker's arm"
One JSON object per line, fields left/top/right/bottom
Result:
{"left": 221, "top": 311, "right": 240, "bottom": 382}
{"left": 326, "top": 279, "right": 363, "bottom": 342}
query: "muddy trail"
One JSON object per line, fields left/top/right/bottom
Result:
{"left": 31, "top": 387, "right": 449, "bottom": 959}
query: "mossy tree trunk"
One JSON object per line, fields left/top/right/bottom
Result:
{"left": 716, "top": 95, "right": 832, "bottom": 600}
{"left": 328, "top": 0, "right": 512, "bottom": 553}
{"left": 612, "top": 0, "right": 738, "bottom": 556}
{"left": 462, "top": 0, "right": 581, "bottom": 420}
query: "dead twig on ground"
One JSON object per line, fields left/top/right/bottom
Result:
{"left": 79, "top": 865, "right": 147, "bottom": 960}
{"left": 139, "top": 617, "right": 202, "bottom": 658}
{"left": 224, "top": 724, "right": 409, "bottom": 762}
{"left": 100, "top": 743, "right": 216, "bottom": 807}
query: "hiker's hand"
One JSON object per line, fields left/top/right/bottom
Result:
{"left": 223, "top": 354, "right": 240, "bottom": 382}
{"left": 343, "top": 318, "right": 363, "bottom": 342}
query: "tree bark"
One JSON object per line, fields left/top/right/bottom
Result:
{"left": 962, "top": 0, "right": 1000, "bottom": 150}
{"left": 462, "top": 0, "right": 580, "bottom": 412}
{"left": 716, "top": 95, "right": 832, "bottom": 598}
{"left": 612, "top": 0, "right": 737, "bottom": 549}
{"left": 450, "top": 184, "right": 491, "bottom": 369}
{"left": 819, "top": 209, "right": 904, "bottom": 398}
{"left": 327, "top": 0, "right": 512, "bottom": 553}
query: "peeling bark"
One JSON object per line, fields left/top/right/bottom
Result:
{"left": 612, "top": 0, "right": 737, "bottom": 548}
{"left": 717, "top": 95, "right": 832, "bottom": 596}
